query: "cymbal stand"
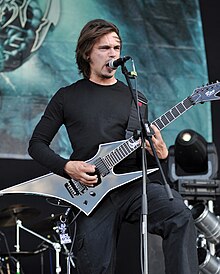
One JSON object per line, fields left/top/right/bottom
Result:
{"left": 15, "top": 219, "right": 61, "bottom": 274}
{"left": 62, "top": 244, "right": 75, "bottom": 274}
{"left": 16, "top": 220, "right": 20, "bottom": 274}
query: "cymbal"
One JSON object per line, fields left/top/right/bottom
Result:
{"left": 0, "top": 204, "right": 40, "bottom": 227}
{"left": 1, "top": 247, "right": 48, "bottom": 257}
{"left": 30, "top": 213, "right": 61, "bottom": 232}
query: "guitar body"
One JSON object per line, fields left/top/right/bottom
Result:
{"left": 0, "top": 140, "right": 157, "bottom": 216}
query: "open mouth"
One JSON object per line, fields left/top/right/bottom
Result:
{"left": 105, "top": 62, "right": 114, "bottom": 70}
{"left": 106, "top": 60, "right": 117, "bottom": 70}
{"left": 106, "top": 61, "right": 111, "bottom": 67}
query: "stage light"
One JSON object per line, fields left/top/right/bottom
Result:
{"left": 198, "top": 247, "right": 220, "bottom": 274}
{"left": 168, "top": 129, "right": 218, "bottom": 180}
{"left": 191, "top": 203, "right": 220, "bottom": 244}
{"left": 174, "top": 129, "right": 208, "bottom": 174}
{"left": 167, "top": 129, "right": 220, "bottom": 199}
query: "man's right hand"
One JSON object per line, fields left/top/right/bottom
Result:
{"left": 64, "top": 161, "right": 98, "bottom": 187}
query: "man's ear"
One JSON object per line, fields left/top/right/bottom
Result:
{"left": 86, "top": 55, "right": 90, "bottom": 62}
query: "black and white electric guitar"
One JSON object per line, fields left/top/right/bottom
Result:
{"left": 1, "top": 83, "right": 220, "bottom": 216}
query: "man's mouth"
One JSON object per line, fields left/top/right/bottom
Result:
{"left": 106, "top": 60, "right": 117, "bottom": 70}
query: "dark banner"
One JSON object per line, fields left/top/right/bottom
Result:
{"left": 0, "top": 0, "right": 210, "bottom": 159}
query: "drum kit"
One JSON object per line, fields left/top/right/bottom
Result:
{"left": 0, "top": 201, "right": 77, "bottom": 274}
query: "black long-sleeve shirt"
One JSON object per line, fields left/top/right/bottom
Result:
{"left": 29, "top": 79, "right": 155, "bottom": 177}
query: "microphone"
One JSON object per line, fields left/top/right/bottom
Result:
{"left": 108, "top": 56, "right": 131, "bottom": 69}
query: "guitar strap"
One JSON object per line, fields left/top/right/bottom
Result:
{"left": 125, "top": 92, "right": 148, "bottom": 139}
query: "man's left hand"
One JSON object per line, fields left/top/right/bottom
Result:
{"left": 145, "top": 124, "right": 168, "bottom": 159}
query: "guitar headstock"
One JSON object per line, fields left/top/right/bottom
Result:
{"left": 190, "top": 81, "right": 220, "bottom": 104}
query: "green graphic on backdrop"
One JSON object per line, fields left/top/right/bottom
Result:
{"left": 0, "top": 0, "right": 210, "bottom": 159}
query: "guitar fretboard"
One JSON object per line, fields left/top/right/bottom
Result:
{"left": 102, "top": 137, "right": 140, "bottom": 170}
{"left": 152, "top": 96, "right": 193, "bottom": 131}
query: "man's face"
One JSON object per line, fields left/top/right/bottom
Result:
{"left": 88, "top": 32, "right": 121, "bottom": 84}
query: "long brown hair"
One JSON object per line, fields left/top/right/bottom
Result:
{"left": 75, "top": 19, "right": 122, "bottom": 79}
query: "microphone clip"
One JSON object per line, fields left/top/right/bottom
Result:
{"left": 128, "top": 59, "right": 137, "bottom": 78}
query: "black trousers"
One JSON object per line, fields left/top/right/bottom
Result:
{"left": 75, "top": 180, "right": 199, "bottom": 274}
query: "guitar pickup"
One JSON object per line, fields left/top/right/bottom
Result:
{"left": 65, "top": 180, "right": 87, "bottom": 197}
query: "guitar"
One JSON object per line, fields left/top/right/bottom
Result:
{"left": 1, "top": 83, "right": 220, "bottom": 216}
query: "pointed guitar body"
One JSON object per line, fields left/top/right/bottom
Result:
{"left": 0, "top": 140, "right": 157, "bottom": 216}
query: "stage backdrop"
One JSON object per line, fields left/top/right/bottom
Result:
{"left": 0, "top": 0, "right": 211, "bottom": 159}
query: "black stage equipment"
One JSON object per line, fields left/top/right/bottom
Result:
{"left": 168, "top": 129, "right": 220, "bottom": 200}
{"left": 168, "top": 129, "right": 220, "bottom": 273}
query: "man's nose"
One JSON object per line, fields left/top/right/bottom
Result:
{"left": 109, "top": 47, "right": 117, "bottom": 57}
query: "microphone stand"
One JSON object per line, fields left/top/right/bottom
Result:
{"left": 120, "top": 62, "right": 173, "bottom": 274}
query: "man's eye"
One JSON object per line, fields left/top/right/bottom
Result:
{"left": 99, "top": 46, "right": 109, "bottom": 50}
{"left": 98, "top": 46, "right": 121, "bottom": 51}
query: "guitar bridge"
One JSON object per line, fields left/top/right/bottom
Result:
{"left": 65, "top": 180, "right": 87, "bottom": 197}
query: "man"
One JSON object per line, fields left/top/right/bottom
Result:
{"left": 28, "top": 19, "right": 199, "bottom": 274}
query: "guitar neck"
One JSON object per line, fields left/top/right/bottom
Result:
{"left": 152, "top": 96, "right": 194, "bottom": 131}
{"left": 101, "top": 136, "right": 141, "bottom": 171}
{"left": 100, "top": 96, "right": 194, "bottom": 172}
